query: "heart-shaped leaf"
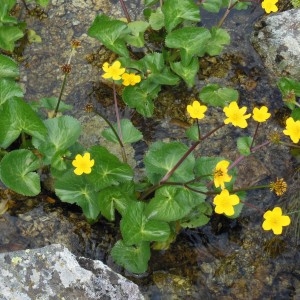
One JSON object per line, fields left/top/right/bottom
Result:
{"left": 0, "top": 54, "right": 19, "bottom": 78}
{"left": 121, "top": 202, "right": 170, "bottom": 245}
{"left": 0, "top": 97, "right": 47, "bottom": 148}
{"left": 111, "top": 240, "right": 151, "bottom": 274}
{"left": 0, "top": 149, "right": 41, "bottom": 196}
{"left": 144, "top": 141, "right": 195, "bottom": 184}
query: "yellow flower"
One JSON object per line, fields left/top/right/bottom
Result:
{"left": 102, "top": 61, "right": 125, "bottom": 81}
{"left": 283, "top": 117, "right": 300, "bottom": 143}
{"left": 213, "top": 160, "right": 232, "bottom": 189}
{"left": 261, "top": 0, "right": 278, "bottom": 13}
{"left": 270, "top": 178, "right": 287, "bottom": 196}
{"left": 187, "top": 100, "right": 207, "bottom": 119}
{"left": 252, "top": 106, "right": 271, "bottom": 123}
{"left": 72, "top": 153, "right": 94, "bottom": 175}
{"left": 262, "top": 207, "right": 291, "bottom": 235}
{"left": 223, "top": 101, "right": 251, "bottom": 128}
{"left": 213, "top": 189, "right": 240, "bottom": 216}
{"left": 122, "top": 72, "right": 141, "bottom": 86}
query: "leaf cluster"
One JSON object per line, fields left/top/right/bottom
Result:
{"left": 87, "top": 0, "right": 236, "bottom": 117}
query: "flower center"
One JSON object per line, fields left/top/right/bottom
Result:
{"left": 214, "top": 169, "right": 223, "bottom": 177}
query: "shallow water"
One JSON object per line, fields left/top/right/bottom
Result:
{"left": 1, "top": 0, "right": 300, "bottom": 299}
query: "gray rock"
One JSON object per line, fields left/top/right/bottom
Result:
{"left": 0, "top": 244, "right": 144, "bottom": 300}
{"left": 251, "top": 8, "right": 300, "bottom": 80}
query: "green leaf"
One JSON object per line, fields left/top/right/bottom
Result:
{"left": 98, "top": 183, "right": 136, "bottom": 221}
{"left": 144, "top": 141, "right": 195, "bottom": 184}
{"left": 148, "top": 68, "right": 180, "bottom": 86}
{"left": 0, "top": 54, "right": 19, "bottom": 78}
{"left": 200, "top": 84, "right": 239, "bottom": 107}
{"left": 0, "top": 97, "right": 47, "bottom": 148}
{"left": 121, "top": 202, "right": 170, "bottom": 245}
{"left": 0, "top": 2, "right": 18, "bottom": 24}
{"left": 88, "top": 145, "right": 133, "bottom": 189}
{"left": 170, "top": 56, "right": 199, "bottom": 87}
{"left": 39, "top": 97, "right": 73, "bottom": 112}
{"left": 222, "top": 0, "right": 251, "bottom": 10}
{"left": 291, "top": 108, "right": 300, "bottom": 121}
{"left": 102, "top": 119, "right": 143, "bottom": 144}
{"left": 180, "top": 202, "right": 212, "bottom": 228}
{"left": 27, "top": 29, "right": 42, "bottom": 43}
{"left": 125, "top": 21, "right": 149, "bottom": 47}
{"left": 54, "top": 170, "right": 101, "bottom": 221}
{"left": 35, "top": 0, "right": 49, "bottom": 7}
{"left": 201, "top": 0, "right": 223, "bottom": 12}
{"left": 144, "top": 186, "right": 192, "bottom": 222}
{"left": 0, "top": 78, "right": 23, "bottom": 106}
{"left": 165, "top": 27, "right": 211, "bottom": 65}
{"left": 140, "top": 51, "right": 165, "bottom": 71}
{"left": 0, "top": 26, "right": 24, "bottom": 52}
{"left": 162, "top": 0, "right": 200, "bottom": 32}
{"left": 237, "top": 136, "right": 252, "bottom": 156}
{"left": 0, "top": 149, "right": 41, "bottom": 196}
{"left": 204, "top": 27, "right": 230, "bottom": 56}
{"left": 111, "top": 240, "right": 151, "bottom": 274}
{"left": 149, "top": 8, "right": 164, "bottom": 30}
{"left": 122, "top": 84, "right": 156, "bottom": 117}
{"left": 144, "top": 0, "right": 159, "bottom": 6}
{"left": 186, "top": 124, "right": 200, "bottom": 141}
{"left": 277, "top": 77, "right": 300, "bottom": 96}
{"left": 32, "top": 116, "right": 81, "bottom": 165}
{"left": 88, "top": 14, "right": 130, "bottom": 57}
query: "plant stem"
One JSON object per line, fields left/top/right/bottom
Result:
{"left": 217, "top": 0, "right": 238, "bottom": 28}
{"left": 53, "top": 73, "right": 68, "bottom": 117}
{"left": 112, "top": 82, "right": 127, "bottom": 162}
{"left": 250, "top": 122, "right": 260, "bottom": 150}
{"left": 160, "top": 123, "right": 225, "bottom": 184}
{"left": 119, "top": 0, "right": 131, "bottom": 23}
{"left": 113, "top": 82, "right": 123, "bottom": 141}
{"left": 279, "top": 141, "right": 300, "bottom": 148}
{"left": 197, "top": 119, "right": 201, "bottom": 140}
{"left": 94, "top": 108, "right": 127, "bottom": 162}
{"left": 228, "top": 140, "right": 270, "bottom": 171}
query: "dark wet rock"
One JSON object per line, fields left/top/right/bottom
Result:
{"left": 0, "top": 244, "right": 144, "bottom": 300}
{"left": 251, "top": 8, "right": 300, "bottom": 80}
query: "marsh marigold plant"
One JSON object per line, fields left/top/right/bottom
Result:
{"left": 72, "top": 153, "right": 94, "bottom": 175}
{"left": 262, "top": 207, "right": 291, "bottom": 235}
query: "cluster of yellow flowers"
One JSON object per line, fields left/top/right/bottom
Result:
{"left": 187, "top": 100, "right": 292, "bottom": 234}
{"left": 187, "top": 100, "right": 300, "bottom": 143}
{"left": 261, "top": 0, "right": 278, "bottom": 13}
{"left": 102, "top": 60, "right": 141, "bottom": 86}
